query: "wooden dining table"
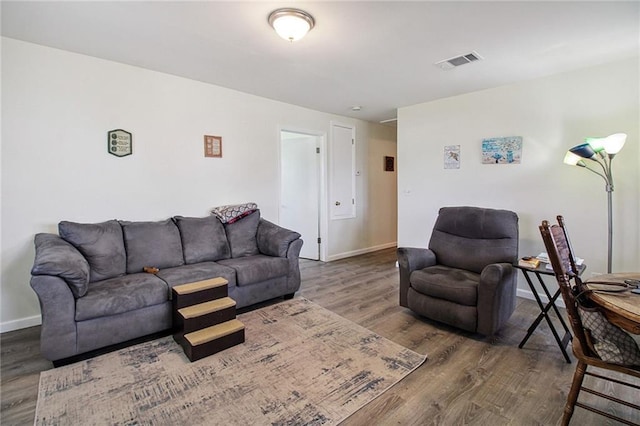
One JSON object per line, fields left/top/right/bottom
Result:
{"left": 585, "top": 272, "right": 640, "bottom": 334}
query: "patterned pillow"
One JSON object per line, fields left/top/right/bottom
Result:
{"left": 579, "top": 306, "right": 640, "bottom": 366}
{"left": 211, "top": 202, "right": 258, "bottom": 224}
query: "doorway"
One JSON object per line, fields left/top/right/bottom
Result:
{"left": 279, "top": 129, "right": 323, "bottom": 260}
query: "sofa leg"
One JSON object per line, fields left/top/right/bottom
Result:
{"left": 283, "top": 293, "right": 295, "bottom": 300}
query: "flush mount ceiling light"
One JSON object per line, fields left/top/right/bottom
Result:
{"left": 268, "top": 8, "right": 315, "bottom": 42}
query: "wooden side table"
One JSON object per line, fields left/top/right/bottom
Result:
{"left": 515, "top": 262, "right": 586, "bottom": 363}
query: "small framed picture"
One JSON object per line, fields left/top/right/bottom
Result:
{"left": 204, "top": 135, "right": 222, "bottom": 158}
{"left": 444, "top": 145, "right": 460, "bottom": 169}
{"left": 384, "top": 156, "right": 395, "bottom": 172}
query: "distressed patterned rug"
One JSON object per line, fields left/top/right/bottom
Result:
{"left": 35, "top": 298, "right": 426, "bottom": 425}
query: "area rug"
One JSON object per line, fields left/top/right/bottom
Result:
{"left": 35, "top": 298, "right": 426, "bottom": 425}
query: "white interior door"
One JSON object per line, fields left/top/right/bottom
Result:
{"left": 330, "top": 122, "right": 356, "bottom": 219}
{"left": 280, "top": 130, "right": 320, "bottom": 260}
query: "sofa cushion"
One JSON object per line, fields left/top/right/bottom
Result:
{"left": 75, "top": 273, "right": 168, "bottom": 321}
{"left": 217, "top": 255, "right": 289, "bottom": 286}
{"left": 173, "top": 216, "right": 231, "bottom": 264}
{"left": 31, "top": 233, "right": 90, "bottom": 298}
{"left": 156, "top": 262, "right": 237, "bottom": 291}
{"left": 224, "top": 210, "right": 260, "bottom": 258}
{"left": 59, "top": 219, "right": 126, "bottom": 282}
{"left": 410, "top": 265, "right": 479, "bottom": 306}
{"left": 120, "top": 219, "right": 185, "bottom": 274}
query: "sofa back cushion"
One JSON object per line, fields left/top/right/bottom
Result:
{"left": 120, "top": 219, "right": 185, "bottom": 273}
{"left": 428, "top": 206, "right": 519, "bottom": 274}
{"left": 224, "top": 210, "right": 260, "bottom": 258}
{"left": 173, "top": 215, "right": 231, "bottom": 264}
{"left": 59, "top": 220, "right": 126, "bottom": 282}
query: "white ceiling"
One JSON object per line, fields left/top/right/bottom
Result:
{"left": 2, "top": 1, "right": 638, "bottom": 124}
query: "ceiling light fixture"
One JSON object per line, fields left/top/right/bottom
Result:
{"left": 268, "top": 8, "right": 315, "bottom": 42}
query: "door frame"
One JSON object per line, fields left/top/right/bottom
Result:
{"left": 278, "top": 125, "right": 328, "bottom": 262}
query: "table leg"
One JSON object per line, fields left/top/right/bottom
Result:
{"left": 518, "top": 269, "right": 572, "bottom": 363}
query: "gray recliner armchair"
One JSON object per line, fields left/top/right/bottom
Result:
{"left": 398, "top": 206, "right": 519, "bottom": 335}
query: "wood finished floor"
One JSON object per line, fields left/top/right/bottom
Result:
{"left": 2, "top": 248, "right": 639, "bottom": 425}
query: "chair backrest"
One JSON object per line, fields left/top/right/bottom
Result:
{"left": 539, "top": 218, "right": 593, "bottom": 357}
{"left": 428, "top": 206, "right": 519, "bottom": 273}
{"left": 555, "top": 215, "right": 580, "bottom": 276}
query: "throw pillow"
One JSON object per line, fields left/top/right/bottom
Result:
{"left": 59, "top": 219, "right": 126, "bottom": 282}
{"left": 211, "top": 202, "right": 258, "bottom": 224}
{"left": 173, "top": 215, "right": 231, "bottom": 264}
{"left": 120, "top": 219, "right": 185, "bottom": 274}
{"left": 31, "top": 233, "right": 90, "bottom": 298}
{"left": 224, "top": 210, "right": 260, "bottom": 258}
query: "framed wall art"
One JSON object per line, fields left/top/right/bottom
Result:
{"left": 384, "top": 156, "right": 395, "bottom": 172}
{"left": 204, "top": 135, "right": 222, "bottom": 158}
{"left": 444, "top": 145, "right": 460, "bottom": 169}
{"left": 481, "top": 136, "right": 522, "bottom": 164}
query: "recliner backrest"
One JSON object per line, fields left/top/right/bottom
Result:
{"left": 428, "top": 206, "right": 519, "bottom": 273}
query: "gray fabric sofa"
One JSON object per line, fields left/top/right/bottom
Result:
{"left": 397, "top": 206, "right": 519, "bottom": 336}
{"left": 30, "top": 210, "right": 303, "bottom": 363}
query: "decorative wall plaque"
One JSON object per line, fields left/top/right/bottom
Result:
{"left": 108, "top": 129, "right": 132, "bottom": 157}
{"left": 204, "top": 135, "right": 222, "bottom": 158}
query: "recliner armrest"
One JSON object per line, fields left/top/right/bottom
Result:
{"left": 477, "top": 262, "right": 518, "bottom": 335}
{"left": 397, "top": 247, "right": 436, "bottom": 307}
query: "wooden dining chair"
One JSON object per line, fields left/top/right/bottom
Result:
{"left": 539, "top": 217, "right": 640, "bottom": 425}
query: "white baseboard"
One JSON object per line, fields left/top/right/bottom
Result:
{"left": 1, "top": 314, "right": 42, "bottom": 333}
{"left": 327, "top": 242, "right": 396, "bottom": 262}
{"left": 517, "top": 287, "right": 566, "bottom": 309}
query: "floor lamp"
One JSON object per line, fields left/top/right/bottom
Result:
{"left": 563, "top": 133, "right": 627, "bottom": 273}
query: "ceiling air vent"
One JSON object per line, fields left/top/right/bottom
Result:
{"left": 435, "top": 51, "right": 483, "bottom": 70}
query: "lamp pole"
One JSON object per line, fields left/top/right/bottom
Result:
{"left": 604, "top": 158, "right": 614, "bottom": 274}
{"left": 564, "top": 133, "right": 626, "bottom": 274}
{"left": 578, "top": 152, "right": 614, "bottom": 273}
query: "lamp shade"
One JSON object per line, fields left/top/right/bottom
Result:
{"left": 569, "top": 143, "right": 597, "bottom": 159}
{"left": 563, "top": 151, "right": 583, "bottom": 166}
{"left": 585, "top": 137, "right": 606, "bottom": 153}
{"left": 268, "top": 8, "right": 315, "bottom": 42}
{"left": 602, "top": 133, "right": 627, "bottom": 154}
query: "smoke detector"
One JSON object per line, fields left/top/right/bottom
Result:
{"left": 435, "top": 51, "right": 483, "bottom": 70}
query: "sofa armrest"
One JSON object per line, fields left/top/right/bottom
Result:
{"left": 397, "top": 247, "right": 436, "bottom": 307}
{"left": 477, "top": 262, "right": 518, "bottom": 335}
{"left": 31, "top": 233, "right": 90, "bottom": 298}
{"left": 30, "top": 275, "right": 78, "bottom": 361}
{"left": 256, "top": 219, "right": 302, "bottom": 258}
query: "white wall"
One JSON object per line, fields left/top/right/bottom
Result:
{"left": 398, "top": 58, "right": 639, "bottom": 296}
{"left": 0, "top": 38, "right": 397, "bottom": 331}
